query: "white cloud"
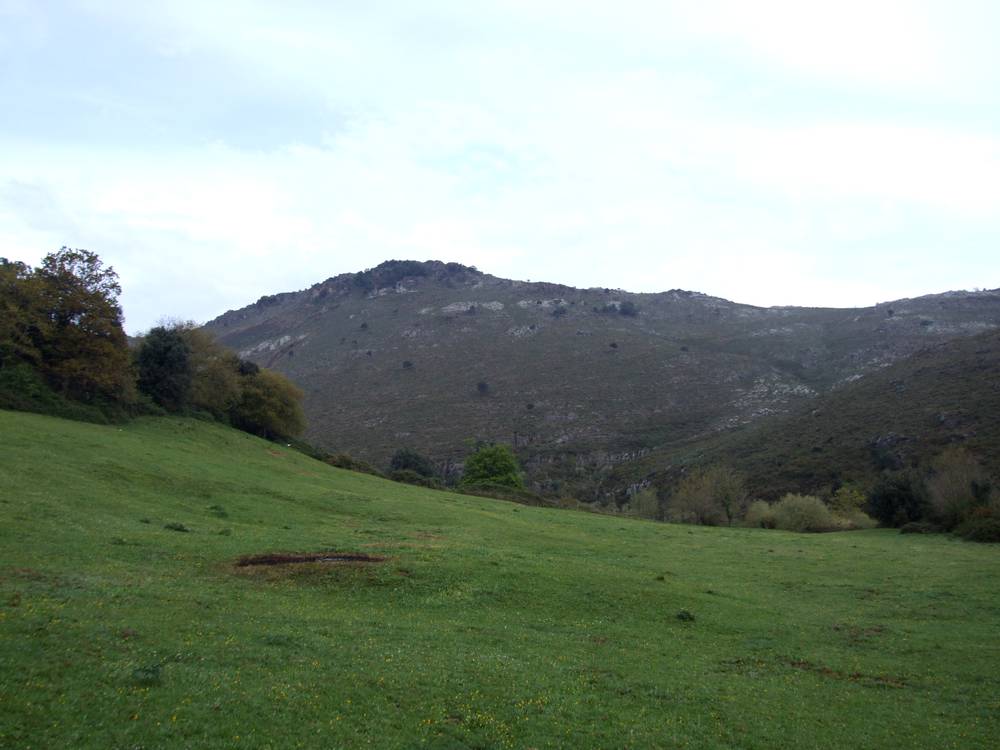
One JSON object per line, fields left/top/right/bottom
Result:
{"left": 1, "top": 1, "right": 998, "bottom": 331}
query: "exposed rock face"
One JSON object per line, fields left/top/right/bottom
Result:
{"left": 204, "top": 260, "right": 1000, "bottom": 499}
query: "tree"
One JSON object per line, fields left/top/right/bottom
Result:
{"left": 461, "top": 444, "right": 524, "bottom": 489}
{"left": 0, "top": 258, "right": 46, "bottom": 369}
{"left": 182, "top": 327, "right": 242, "bottom": 420}
{"left": 927, "top": 447, "right": 993, "bottom": 530}
{"left": 667, "top": 465, "right": 748, "bottom": 526}
{"left": 136, "top": 326, "right": 192, "bottom": 411}
{"left": 33, "top": 248, "right": 133, "bottom": 403}
{"left": 867, "top": 472, "right": 928, "bottom": 527}
{"left": 230, "top": 368, "right": 305, "bottom": 440}
{"left": 389, "top": 448, "right": 437, "bottom": 478}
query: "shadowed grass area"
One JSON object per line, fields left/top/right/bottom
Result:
{"left": 1, "top": 409, "right": 998, "bottom": 748}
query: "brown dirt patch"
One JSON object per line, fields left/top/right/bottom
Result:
{"left": 236, "top": 552, "right": 386, "bottom": 567}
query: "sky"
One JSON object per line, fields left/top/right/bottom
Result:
{"left": 1, "top": 1, "right": 998, "bottom": 333}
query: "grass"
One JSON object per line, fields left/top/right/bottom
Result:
{"left": 1, "top": 409, "right": 999, "bottom": 749}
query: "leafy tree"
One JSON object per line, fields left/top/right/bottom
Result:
{"left": 33, "top": 248, "right": 134, "bottom": 404}
{"left": 0, "top": 258, "right": 46, "bottom": 369}
{"left": 867, "top": 472, "right": 928, "bottom": 527}
{"left": 136, "top": 326, "right": 192, "bottom": 411}
{"left": 830, "top": 484, "right": 866, "bottom": 514}
{"left": 182, "top": 327, "right": 243, "bottom": 419}
{"left": 461, "top": 444, "right": 524, "bottom": 489}
{"left": 231, "top": 368, "right": 305, "bottom": 440}
{"left": 389, "top": 448, "right": 437, "bottom": 478}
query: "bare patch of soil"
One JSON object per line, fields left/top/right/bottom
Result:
{"left": 236, "top": 552, "right": 386, "bottom": 567}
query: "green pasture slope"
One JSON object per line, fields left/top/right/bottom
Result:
{"left": 1, "top": 411, "right": 998, "bottom": 749}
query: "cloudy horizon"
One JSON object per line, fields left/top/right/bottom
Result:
{"left": 2, "top": 1, "right": 998, "bottom": 333}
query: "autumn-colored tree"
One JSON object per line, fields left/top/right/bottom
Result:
{"left": 34, "top": 248, "right": 134, "bottom": 403}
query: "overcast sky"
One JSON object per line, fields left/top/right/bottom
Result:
{"left": 2, "top": 1, "right": 998, "bottom": 332}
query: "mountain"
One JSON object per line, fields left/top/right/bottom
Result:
{"left": 204, "top": 260, "right": 1000, "bottom": 500}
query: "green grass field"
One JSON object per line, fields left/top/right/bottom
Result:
{"left": 1, "top": 410, "right": 998, "bottom": 749}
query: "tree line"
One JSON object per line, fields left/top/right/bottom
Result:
{"left": 1, "top": 248, "right": 304, "bottom": 440}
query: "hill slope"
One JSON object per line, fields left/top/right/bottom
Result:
{"left": 204, "top": 261, "right": 1000, "bottom": 497}
{"left": 2, "top": 410, "right": 999, "bottom": 748}
{"left": 606, "top": 327, "right": 1000, "bottom": 500}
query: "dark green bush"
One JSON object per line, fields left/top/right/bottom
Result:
{"left": 956, "top": 516, "right": 1000, "bottom": 543}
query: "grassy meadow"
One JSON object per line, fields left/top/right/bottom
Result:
{"left": 1, "top": 409, "right": 998, "bottom": 749}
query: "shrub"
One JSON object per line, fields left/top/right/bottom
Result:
{"left": 956, "top": 516, "right": 1000, "bottom": 543}
{"left": 744, "top": 500, "right": 776, "bottom": 528}
{"left": 841, "top": 509, "right": 877, "bottom": 530}
{"left": 771, "top": 494, "right": 836, "bottom": 532}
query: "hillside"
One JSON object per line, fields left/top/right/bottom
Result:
{"left": 204, "top": 261, "right": 1000, "bottom": 498}
{"left": 605, "top": 327, "right": 1000, "bottom": 501}
{"left": 2, "top": 409, "right": 999, "bottom": 748}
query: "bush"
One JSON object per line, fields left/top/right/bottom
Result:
{"left": 956, "top": 516, "right": 1000, "bottom": 543}
{"left": 743, "top": 500, "right": 776, "bottom": 528}
{"left": 841, "top": 509, "right": 877, "bottom": 530}
{"left": 771, "top": 494, "right": 837, "bottom": 532}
